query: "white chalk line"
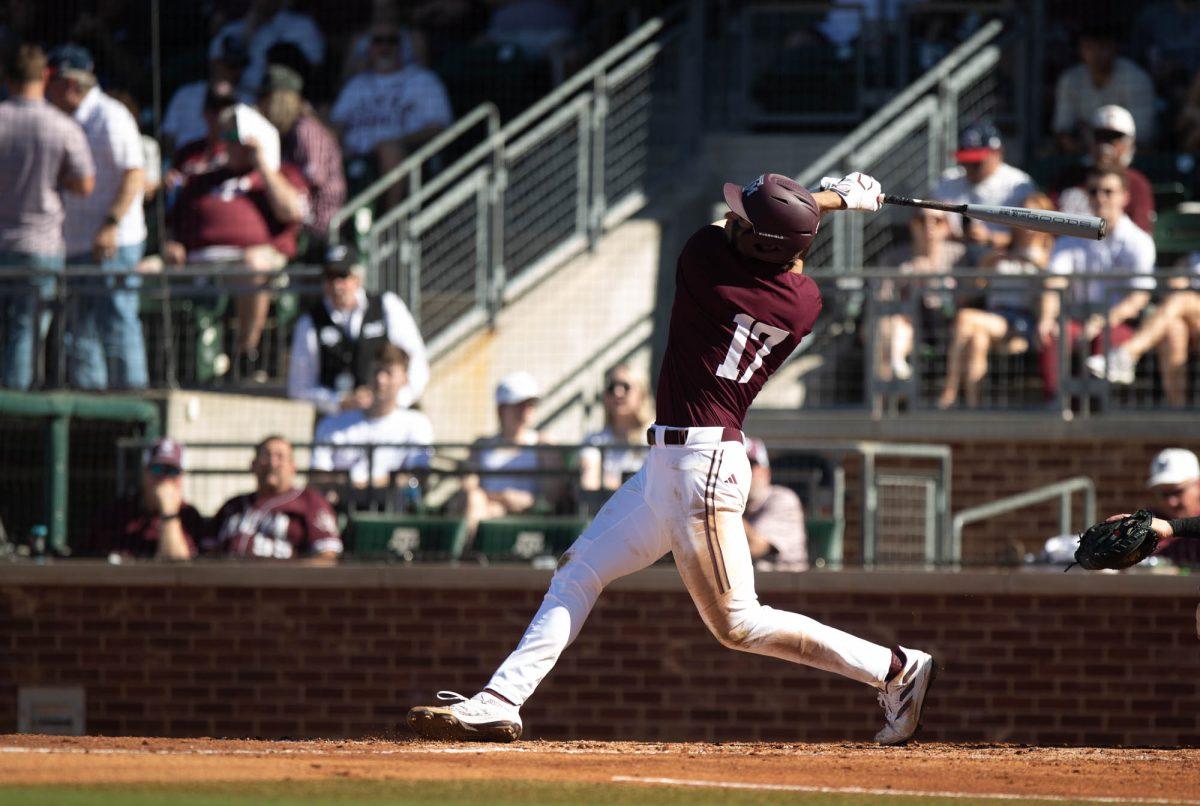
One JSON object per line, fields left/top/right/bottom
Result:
{"left": 612, "top": 775, "right": 1200, "bottom": 805}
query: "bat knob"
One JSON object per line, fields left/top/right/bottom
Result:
{"left": 1097, "top": 218, "right": 1107, "bottom": 240}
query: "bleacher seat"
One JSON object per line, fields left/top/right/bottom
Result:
{"left": 348, "top": 513, "right": 469, "bottom": 561}
{"left": 1154, "top": 209, "right": 1200, "bottom": 264}
{"left": 472, "top": 516, "right": 588, "bottom": 562}
{"left": 1152, "top": 181, "right": 1189, "bottom": 211}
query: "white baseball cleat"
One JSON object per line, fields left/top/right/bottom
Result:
{"left": 874, "top": 647, "right": 937, "bottom": 745}
{"left": 407, "top": 691, "right": 523, "bottom": 742}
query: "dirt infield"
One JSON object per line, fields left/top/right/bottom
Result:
{"left": 2, "top": 735, "right": 1199, "bottom": 803}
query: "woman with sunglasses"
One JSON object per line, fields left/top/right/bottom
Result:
{"left": 579, "top": 365, "right": 652, "bottom": 492}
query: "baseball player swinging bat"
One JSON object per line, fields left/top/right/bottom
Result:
{"left": 881, "top": 194, "right": 1107, "bottom": 240}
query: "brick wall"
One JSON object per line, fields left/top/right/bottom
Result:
{"left": 2, "top": 565, "right": 1197, "bottom": 745}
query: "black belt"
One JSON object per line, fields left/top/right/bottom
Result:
{"left": 647, "top": 426, "right": 744, "bottom": 446}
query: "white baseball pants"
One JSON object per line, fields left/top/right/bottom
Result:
{"left": 485, "top": 426, "right": 893, "bottom": 706}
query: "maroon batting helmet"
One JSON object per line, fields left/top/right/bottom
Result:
{"left": 723, "top": 173, "right": 820, "bottom": 262}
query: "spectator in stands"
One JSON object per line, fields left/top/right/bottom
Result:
{"left": 288, "top": 243, "right": 428, "bottom": 414}
{"left": 579, "top": 364, "right": 651, "bottom": 492}
{"left": 453, "top": 371, "right": 563, "bottom": 536}
{"left": 1051, "top": 23, "right": 1155, "bottom": 153}
{"left": 876, "top": 208, "right": 963, "bottom": 382}
{"left": 1038, "top": 168, "right": 1156, "bottom": 401}
{"left": 79, "top": 438, "right": 202, "bottom": 561}
{"left": 209, "top": 0, "right": 325, "bottom": 103}
{"left": 1177, "top": 68, "right": 1200, "bottom": 152}
{"left": 161, "top": 33, "right": 252, "bottom": 157}
{"left": 931, "top": 123, "right": 1036, "bottom": 265}
{"left": 340, "top": 0, "right": 429, "bottom": 83}
{"left": 743, "top": 438, "right": 807, "bottom": 572}
{"left": 210, "top": 434, "right": 342, "bottom": 562}
{"left": 311, "top": 343, "right": 434, "bottom": 488}
{"left": 258, "top": 64, "right": 345, "bottom": 258}
{"left": 485, "top": 0, "right": 577, "bottom": 59}
{"left": 164, "top": 84, "right": 308, "bottom": 381}
{"left": 938, "top": 192, "right": 1056, "bottom": 409}
{"left": 45, "top": 44, "right": 148, "bottom": 391}
{"left": 0, "top": 44, "right": 94, "bottom": 391}
{"left": 1132, "top": 1, "right": 1200, "bottom": 116}
{"left": 1087, "top": 250, "right": 1200, "bottom": 407}
{"left": 1145, "top": 448, "right": 1200, "bottom": 568}
{"left": 330, "top": 18, "right": 453, "bottom": 202}
{"left": 1051, "top": 105, "right": 1154, "bottom": 234}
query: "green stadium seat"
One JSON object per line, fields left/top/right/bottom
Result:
{"left": 1152, "top": 181, "right": 1189, "bottom": 210}
{"left": 806, "top": 518, "right": 843, "bottom": 568}
{"left": 348, "top": 513, "right": 469, "bottom": 561}
{"left": 473, "top": 517, "right": 588, "bottom": 561}
{"left": 1153, "top": 208, "right": 1200, "bottom": 264}
{"left": 1132, "top": 152, "right": 1198, "bottom": 187}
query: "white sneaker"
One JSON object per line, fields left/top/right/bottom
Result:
{"left": 874, "top": 647, "right": 937, "bottom": 745}
{"left": 407, "top": 691, "right": 523, "bottom": 742}
{"left": 890, "top": 356, "right": 913, "bottom": 381}
{"left": 1085, "top": 349, "right": 1135, "bottom": 385}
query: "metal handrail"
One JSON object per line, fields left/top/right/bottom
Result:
{"left": 951, "top": 476, "right": 1096, "bottom": 562}
{"left": 326, "top": 102, "right": 502, "bottom": 242}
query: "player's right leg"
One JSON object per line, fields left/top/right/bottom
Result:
{"left": 407, "top": 466, "right": 668, "bottom": 741}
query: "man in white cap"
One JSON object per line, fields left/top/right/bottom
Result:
{"left": 1104, "top": 449, "right": 1200, "bottom": 569}
{"left": 1052, "top": 105, "right": 1154, "bottom": 234}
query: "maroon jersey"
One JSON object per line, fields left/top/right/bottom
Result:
{"left": 169, "top": 140, "right": 308, "bottom": 257}
{"left": 656, "top": 224, "right": 823, "bottom": 430}
{"left": 80, "top": 495, "right": 206, "bottom": 559}
{"left": 210, "top": 487, "right": 342, "bottom": 559}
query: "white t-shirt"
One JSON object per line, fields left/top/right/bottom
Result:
{"left": 475, "top": 433, "right": 542, "bottom": 495}
{"left": 63, "top": 87, "right": 145, "bottom": 253}
{"left": 330, "top": 67, "right": 453, "bottom": 157}
{"left": 1052, "top": 58, "right": 1156, "bottom": 143}
{"left": 210, "top": 11, "right": 325, "bottom": 100}
{"left": 311, "top": 407, "right": 434, "bottom": 486}
{"left": 1049, "top": 215, "right": 1156, "bottom": 309}
{"left": 931, "top": 162, "right": 1037, "bottom": 236}
{"left": 583, "top": 426, "right": 648, "bottom": 484}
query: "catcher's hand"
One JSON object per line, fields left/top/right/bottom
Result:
{"left": 1071, "top": 509, "right": 1161, "bottom": 571}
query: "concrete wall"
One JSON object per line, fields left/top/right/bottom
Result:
{"left": 2, "top": 565, "right": 1197, "bottom": 745}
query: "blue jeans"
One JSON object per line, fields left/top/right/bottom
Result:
{"left": 66, "top": 242, "right": 148, "bottom": 389}
{"left": 1, "top": 251, "right": 65, "bottom": 390}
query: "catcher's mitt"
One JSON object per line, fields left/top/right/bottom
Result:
{"left": 1071, "top": 509, "right": 1160, "bottom": 571}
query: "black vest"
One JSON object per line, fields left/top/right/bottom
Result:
{"left": 310, "top": 294, "right": 388, "bottom": 392}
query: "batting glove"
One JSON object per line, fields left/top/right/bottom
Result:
{"left": 820, "top": 172, "right": 884, "bottom": 212}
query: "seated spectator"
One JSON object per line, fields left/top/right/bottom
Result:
{"left": 931, "top": 123, "right": 1036, "bottom": 265}
{"left": 164, "top": 84, "right": 307, "bottom": 381}
{"left": 340, "top": 0, "right": 428, "bottom": 82}
{"left": 1087, "top": 250, "right": 1200, "bottom": 406}
{"left": 1145, "top": 448, "right": 1200, "bottom": 568}
{"left": 311, "top": 343, "right": 434, "bottom": 488}
{"left": 743, "top": 438, "right": 807, "bottom": 572}
{"left": 330, "top": 19, "right": 453, "bottom": 202}
{"left": 876, "top": 208, "right": 964, "bottom": 382}
{"left": 938, "top": 192, "right": 1056, "bottom": 409}
{"left": 161, "top": 33, "right": 252, "bottom": 157}
{"left": 1038, "top": 168, "right": 1156, "bottom": 401}
{"left": 257, "top": 64, "right": 345, "bottom": 257}
{"left": 210, "top": 0, "right": 325, "bottom": 103}
{"left": 1051, "top": 23, "right": 1155, "bottom": 153}
{"left": 485, "top": 0, "right": 577, "bottom": 59}
{"left": 288, "top": 244, "right": 428, "bottom": 414}
{"left": 452, "top": 371, "right": 563, "bottom": 536}
{"left": 78, "top": 438, "right": 202, "bottom": 560}
{"left": 0, "top": 44, "right": 94, "bottom": 392}
{"left": 579, "top": 364, "right": 651, "bottom": 492}
{"left": 1051, "top": 105, "right": 1154, "bottom": 234}
{"left": 46, "top": 44, "right": 148, "bottom": 391}
{"left": 209, "top": 434, "right": 342, "bottom": 562}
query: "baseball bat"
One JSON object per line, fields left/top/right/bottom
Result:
{"left": 882, "top": 194, "right": 1107, "bottom": 240}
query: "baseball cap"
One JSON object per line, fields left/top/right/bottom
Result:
{"left": 323, "top": 243, "right": 365, "bottom": 277}
{"left": 46, "top": 43, "right": 94, "bottom": 77}
{"left": 1091, "top": 104, "right": 1135, "bottom": 139}
{"left": 495, "top": 371, "right": 540, "bottom": 405}
{"left": 745, "top": 437, "right": 770, "bottom": 469}
{"left": 260, "top": 63, "right": 304, "bottom": 95}
{"left": 213, "top": 34, "right": 250, "bottom": 70}
{"left": 955, "top": 122, "right": 1003, "bottom": 163}
{"left": 144, "top": 437, "right": 185, "bottom": 470}
{"left": 1147, "top": 449, "right": 1200, "bottom": 488}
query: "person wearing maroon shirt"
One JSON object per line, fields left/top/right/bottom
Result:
{"left": 164, "top": 83, "right": 308, "bottom": 380}
{"left": 81, "top": 438, "right": 204, "bottom": 560}
{"left": 409, "top": 172, "right": 937, "bottom": 746}
{"left": 209, "top": 435, "right": 342, "bottom": 563}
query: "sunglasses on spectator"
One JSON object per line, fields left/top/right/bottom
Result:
{"left": 148, "top": 464, "right": 182, "bottom": 478}
{"left": 1086, "top": 185, "right": 1119, "bottom": 197}
{"left": 1154, "top": 484, "right": 1192, "bottom": 499}
{"left": 323, "top": 270, "right": 353, "bottom": 281}
{"left": 605, "top": 380, "right": 632, "bottom": 395}
{"left": 1092, "top": 129, "right": 1127, "bottom": 144}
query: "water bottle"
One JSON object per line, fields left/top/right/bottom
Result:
{"left": 402, "top": 477, "right": 423, "bottom": 514}
{"left": 30, "top": 525, "right": 47, "bottom": 564}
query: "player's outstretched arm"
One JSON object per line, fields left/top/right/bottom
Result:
{"left": 1108, "top": 513, "right": 1200, "bottom": 539}
{"left": 818, "top": 172, "right": 884, "bottom": 212}
{"left": 1106, "top": 512, "right": 1175, "bottom": 538}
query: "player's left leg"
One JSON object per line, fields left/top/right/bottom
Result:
{"left": 656, "top": 439, "right": 936, "bottom": 745}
